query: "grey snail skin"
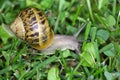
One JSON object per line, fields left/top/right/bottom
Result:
{"left": 4, "top": 7, "right": 86, "bottom": 55}
{"left": 41, "top": 35, "right": 80, "bottom": 54}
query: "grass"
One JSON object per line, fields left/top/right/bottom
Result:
{"left": 0, "top": 0, "right": 120, "bottom": 80}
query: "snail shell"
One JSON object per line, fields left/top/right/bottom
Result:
{"left": 10, "top": 8, "right": 54, "bottom": 50}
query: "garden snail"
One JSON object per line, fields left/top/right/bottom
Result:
{"left": 9, "top": 8, "right": 86, "bottom": 54}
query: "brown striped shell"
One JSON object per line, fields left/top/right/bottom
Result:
{"left": 10, "top": 8, "right": 54, "bottom": 50}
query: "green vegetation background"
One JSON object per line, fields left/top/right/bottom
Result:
{"left": 0, "top": 0, "right": 120, "bottom": 80}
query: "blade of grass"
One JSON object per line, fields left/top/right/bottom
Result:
{"left": 94, "top": 13, "right": 108, "bottom": 28}
{"left": 73, "top": 60, "right": 83, "bottom": 73}
{"left": 0, "top": 44, "right": 12, "bottom": 51}
{"left": 83, "top": 67, "right": 90, "bottom": 76}
{"left": 82, "top": 21, "right": 91, "bottom": 49}
{"left": 54, "top": 0, "right": 65, "bottom": 33}
{"left": 0, "top": 63, "right": 23, "bottom": 75}
{"left": 93, "top": 42, "right": 100, "bottom": 64}
{"left": 19, "top": 55, "right": 58, "bottom": 79}
{"left": 54, "top": 14, "right": 60, "bottom": 33}
{"left": 61, "top": 53, "right": 68, "bottom": 72}
{"left": 12, "top": 46, "right": 27, "bottom": 63}
{"left": 86, "top": 0, "right": 95, "bottom": 22}
{"left": 90, "top": 27, "right": 97, "bottom": 42}
{"left": 112, "top": 0, "right": 116, "bottom": 16}
{"left": 72, "top": 4, "right": 82, "bottom": 26}
{"left": 114, "top": 11, "right": 120, "bottom": 38}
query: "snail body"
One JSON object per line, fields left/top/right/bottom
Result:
{"left": 9, "top": 8, "right": 85, "bottom": 54}
{"left": 41, "top": 35, "right": 80, "bottom": 54}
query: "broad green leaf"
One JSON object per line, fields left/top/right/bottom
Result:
{"left": 59, "top": 0, "right": 65, "bottom": 12}
{"left": 104, "top": 71, "right": 113, "bottom": 80}
{"left": 98, "top": 0, "right": 108, "bottom": 10}
{"left": 2, "top": 51, "right": 10, "bottom": 66}
{"left": 105, "top": 15, "right": 116, "bottom": 27}
{"left": 96, "top": 36, "right": 105, "bottom": 44}
{"left": 96, "top": 29, "right": 109, "bottom": 44}
{"left": 100, "top": 43, "right": 115, "bottom": 57}
{"left": 114, "top": 42, "right": 120, "bottom": 54}
{"left": 97, "top": 29, "right": 109, "bottom": 41}
{"left": 66, "top": 25, "right": 77, "bottom": 35}
{"left": 62, "top": 49, "right": 71, "bottom": 58}
{"left": 48, "top": 67, "right": 60, "bottom": 80}
{"left": 81, "top": 52, "right": 96, "bottom": 68}
{"left": 62, "top": 50, "right": 70, "bottom": 58}
{"left": 0, "top": 25, "right": 11, "bottom": 44}
{"left": 2, "top": 12, "right": 16, "bottom": 24}
{"left": 104, "top": 50, "right": 115, "bottom": 57}
{"left": 81, "top": 42, "right": 98, "bottom": 68}
{"left": 40, "top": 0, "right": 54, "bottom": 10}
{"left": 26, "top": 0, "right": 41, "bottom": 9}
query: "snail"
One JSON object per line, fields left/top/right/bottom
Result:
{"left": 3, "top": 8, "right": 86, "bottom": 55}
